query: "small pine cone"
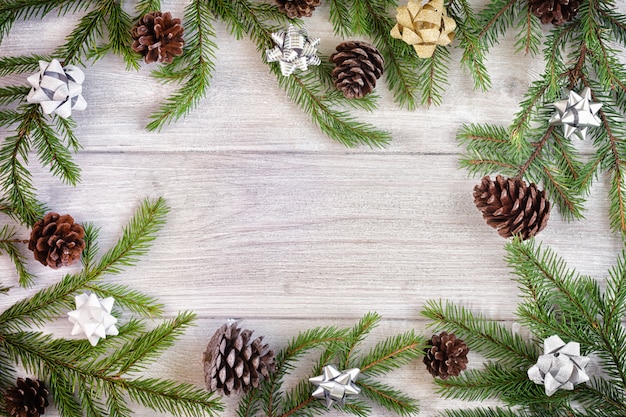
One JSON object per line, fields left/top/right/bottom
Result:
{"left": 473, "top": 175, "right": 550, "bottom": 240}
{"left": 275, "top": 0, "right": 321, "bottom": 18}
{"left": 330, "top": 41, "right": 384, "bottom": 99}
{"left": 423, "top": 332, "right": 469, "bottom": 379}
{"left": 131, "top": 11, "right": 184, "bottom": 64}
{"left": 4, "top": 378, "right": 49, "bottom": 417}
{"left": 28, "top": 212, "right": 86, "bottom": 269}
{"left": 528, "top": 0, "right": 580, "bottom": 25}
{"left": 203, "top": 322, "right": 275, "bottom": 396}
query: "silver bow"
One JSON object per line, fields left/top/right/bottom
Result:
{"left": 309, "top": 365, "right": 361, "bottom": 408}
{"left": 527, "top": 335, "right": 590, "bottom": 396}
{"left": 549, "top": 87, "right": 602, "bottom": 140}
{"left": 26, "top": 59, "right": 87, "bottom": 119}
{"left": 68, "top": 293, "right": 118, "bottom": 346}
{"left": 266, "top": 24, "right": 321, "bottom": 76}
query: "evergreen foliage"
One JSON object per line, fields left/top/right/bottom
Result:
{"left": 0, "top": 0, "right": 491, "bottom": 149}
{"left": 0, "top": 197, "right": 224, "bottom": 417}
{"left": 236, "top": 312, "right": 424, "bottom": 417}
{"left": 423, "top": 237, "right": 626, "bottom": 417}
{"left": 457, "top": 0, "right": 626, "bottom": 232}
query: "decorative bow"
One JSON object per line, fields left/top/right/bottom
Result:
{"left": 26, "top": 59, "right": 87, "bottom": 119}
{"left": 266, "top": 24, "right": 321, "bottom": 76}
{"left": 391, "top": 0, "right": 456, "bottom": 58}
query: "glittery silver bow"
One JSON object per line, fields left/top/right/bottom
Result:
{"left": 549, "top": 87, "right": 602, "bottom": 140}
{"left": 26, "top": 59, "right": 87, "bottom": 119}
{"left": 265, "top": 24, "right": 321, "bottom": 76}
{"left": 527, "top": 335, "right": 590, "bottom": 396}
{"left": 68, "top": 293, "right": 118, "bottom": 346}
{"left": 309, "top": 365, "right": 361, "bottom": 408}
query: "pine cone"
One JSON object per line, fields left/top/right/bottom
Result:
{"left": 528, "top": 0, "right": 579, "bottom": 25}
{"left": 423, "top": 332, "right": 469, "bottom": 379}
{"left": 473, "top": 175, "right": 550, "bottom": 240}
{"left": 28, "top": 212, "right": 86, "bottom": 268}
{"left": 4, "top": 378, "right": 49, "bottom": 417}
{"left": 275, "top": 0, "right": 321, "bottom": 18}
{"left": 203, "top": 322, "right": 275, "bottom": 396}
{"left": 131, "top": 11, "right": 184, "bottom": 64}
{"left": 330, "top": 41, "right": 384, "bottom": 99}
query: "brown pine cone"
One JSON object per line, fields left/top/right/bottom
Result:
{"left": 473, "top": 175, "right": 550, "bottom": 240}
{"left": 203, "top": 322, "right": 275, "bottom": 396}
{"left": 28, "top": 212, "right": 85, "bottom": 268}
{"left": 330, "top": 41, "right": 384, "bottom": 99}
{"left": 528, "top": 0, "right": 579, "bottom": 25}
{"left": 275, "top": 0, "right": 321, "bottom": 18}
{"left": 424, "top": 332, "right": 469, "bottom": 379}
{"left": 4, "top": 378, "right": 49, "bottom": 417}
{"left": 131, "top": 11, "right": 184, "bottom": 64}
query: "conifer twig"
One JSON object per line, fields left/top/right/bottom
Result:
{"left": 0, "top": 197, "right": 224, "bottom": 417}
{"left": 426, "top": 238, "right": 626, "bottom": 416}
{"left": 238, "top": 312, "right": 422, "bottom": 417}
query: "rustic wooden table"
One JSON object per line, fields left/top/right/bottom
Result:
{"left": 1, "top": 1, "right": 624, "bottom": 416}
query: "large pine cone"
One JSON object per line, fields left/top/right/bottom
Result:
{"left": 424, "top": 332, "right": 469, "bottom": 379}
{"left": 28, "top": 212, "right": 85, "bottom": 268}
{"left": 131, "top": 11, "right": 184, "bottom": 64}
{"left": 528, "top": 0, "right": 579, "bottom": 25}
{"left": 203, "top": 322, "right": 275, "bottom": 395}
{"left": 275, "top": 0, "right": 321, "bottom": 18}
{"left": 330, "top": 41, "right": 384, "bottom": 99}
{"left": 473, "top": 175, "right": 550, "bottom": 240}
{"left": 4, "top": 378, "right": 49, "bottom": 417}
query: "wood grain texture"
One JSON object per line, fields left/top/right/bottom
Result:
{"left": 1, "top": 1, "right": 625, "bottom": 416}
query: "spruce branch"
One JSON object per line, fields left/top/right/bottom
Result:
{"left": 0, "top": 104, "right": 48, "bottom": 226}
{"left": 0, "top": 86, "right": 29, "bottom": 106}
{"left": 207, "top": 0, "right": 392, "bottom": 148}
{"left": 440, "top": 408, "right": 533, "bottom": 417}
{"left": 0, "top": 54, "right": 51, "bottom": 77}
{"left": 101, "top": 0, "right": 138, "bottom": 70}
{"left": 345, "top": 0, "right": 423, "bottom": 110}
{"left": 0, "top": 100, "right": 85, "bottom": 225}
{"left": 448, "top": 0, "right": 491, "bottom": 91}
{"left": 476, "top": 0, "right": 519, "bottom": 51}
{"left": 458, "top": 0, "right": 626, "bottom": 231}
{"left": 238, "top": 313, "right": 420, "bottom": 417}
{"left": 0, "top": 224, "right": 35, "bottom": 287}
{"left": 146, "top": 0, "right": 217, "bottom": 131}
{"left": 0, "top": 197, "right": 223, "bottom": 417}
{"left": 514, "top": 1, "right": 542, "bottom": 55}
{"left": 135, "top": 0, "right": 162, "bottom": 18}
{"left": 0, "top": 0, "right": 92, "bottom": 45}
{"left": 422, "top": 300, "right": 539, "bottom": 365}
{"left": 427, "top": 239, "right": 626, "bottom": 416}
{"left": 93, "top": 196, "right": 169, "bottom": 275}
{"left": 416, "top": 46, "right": 450, "bottom": 107}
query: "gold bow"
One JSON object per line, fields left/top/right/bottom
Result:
{"left": 390, "top": 0, "right": 456, "bottom": 58}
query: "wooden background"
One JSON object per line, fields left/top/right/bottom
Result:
{"left": 1, "top": 1, "right": 625, "bottom": 415}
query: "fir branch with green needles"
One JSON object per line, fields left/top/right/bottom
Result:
{"left": 236, "top": 312, "right": 423, "bottom": 417}
{"left": 0, "top": 197, "right": 224, "bottom": 417}
{"left": 457, "top": 0, "right": 626, "bottom": 233}
{"left": 422, "top": 237, "right": 626, "bottom": 417}
{"left": 1, "top": 0, "right": 490, "bottom": 148}
{"left": 205, "top": 0, "right": 392, "bottom": 147}
{"left": 146, "top": 0, "right": 217, "bottom": 131}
